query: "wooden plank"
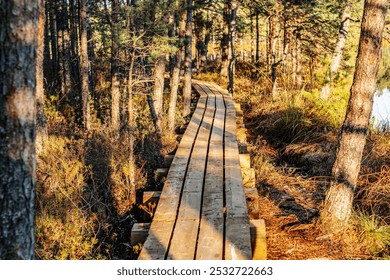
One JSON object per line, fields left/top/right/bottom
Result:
{"left": 138, "top": 220, "right": 174, "bottom": 260}
{"left": 131, "top": 223, "right": 151, "bottom": 245}
{"left": 237, "top": 127, "right": 247, "bottom": 143}
{"left": 221, "top": 88, "right": 252, "bottom": 260}
{"left": 225, "top": 217, "right": 252, "bottom": 260}
{"left": 196, "top": 85, "right": 225, "bottom": 260}
{"left": 167, "top": 219, "right": 199, "bottom": 260}
{"left": 163, "top": 155, "right": 174, "bottom": 167}
{"left": 250, "top": 219, "right": 267, "bottom": 260}
{"left": 238, "top": 143, "right": 248, "bottom": 154}
{"left": 239, "top": 154, "right": 251, "bottom": 169}
{"left": 242, "top": 168, "right": 256, "bottom": 188}
{"left": 142, "top": 191, "right": 161, "bottom": 204}
{"left": 139, "top": 85, "right": 208, "bottom": 259}
{"left": 155, "top": 168, "right": 168, "bottom": 180}
{"left": 168, "top": 83, "right": 216, "bottom": 260}
{"left": 245, "top": 188, "right": 260, "bottom": 219}
{"left": 152, "top": 89, "right": 207, "bottom": 222}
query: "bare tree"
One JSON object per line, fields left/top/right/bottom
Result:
{"left": 323, "top": 0, "right": 388, "bottom": 231}
{"left": 321, "top": 2, "right": 352, "bottom": 99}
{"left": 182, "top": 0, "right": 193, "bottom": 118}
{"left": 111, "top": 0, "right": 121, "bottom": 131}
{"left": 80, "top": 0, "right": 91, "bottom": 130}
{"left": 36, "top": 0, "right": 47, "bottom": 153}
{"left": 168, "top": 4, "right": 186, "bottom": 132}
{"left": 0, "top": 0, "right": 38, "bottom": 259}
{"left": 227, "top": 0, "right": 238, "bottom": 95}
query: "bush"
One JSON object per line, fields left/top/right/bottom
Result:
{"left": 35, "top": 136, "right": 101, "bottom": 259}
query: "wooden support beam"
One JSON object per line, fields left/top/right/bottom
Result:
{"left": 241, "top": 168, "right": 255, "bottom": 188}
{"left": 176, "top": 124, "right": 188, "bottom": 134}
{"left": 233, "top": 102, "right": 241, "bottom": 111}
{"left": 236, "top": 116, "right": 244, "bottom": 124}
{"left": 191, "top": 98, "right": 199, "bottom": 104}
{"left": 238, "top": 143, "right": 248, "bottom": 154}
{"left": 131, "top": 223, "right": 151, "bottom": 245}
{"left": 250, "top": 219, "right": 267, "bottom": 260}
{"left": 155, "top": 168, "right": 168, "bottom": 180}
{"left": 244, "top": 188, "right": 259, "bottom": 219}
{"left": 163, "top": 155, "right": 174, "bottom": 168}
{"left": 239, "top": 154, "right": 251, "bottom": 169}
{"left": 143, "top": 191, "right": 161, "bottom": 204}
{"left": 237, "top": 123, "right": 246, "bottom": 129}
{"left": 237, "top": 127, "right": 247, "bottom": 143}
{"left": 176, "top": 134, "right": 184, "bottom": 142}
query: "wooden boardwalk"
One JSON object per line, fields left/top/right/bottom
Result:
{"left": 138, "top": 80, "right": 253, "bottom": 260}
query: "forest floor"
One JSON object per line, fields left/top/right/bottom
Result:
{"left": 242, "top": 102, "right": 390, "bottom": 260}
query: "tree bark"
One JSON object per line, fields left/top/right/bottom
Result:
{"left": 220, "top": 2, "right": 229, "bottom": 78}
{"left": 323, "top": 0, "right": 388, "bottom": 230}
{"left": 153, "top": 56, "right": 166, "bottom": 133}
{"left": 255, "top": 13, "right": 260, "bottom": 63}
{"left": 111, "top": 0, "right": 121, "bottom": 131}
{"left": 321, "top": 3, "right": 352, "bottom": 99}
{"left": 202, "top": 12, "right": 211, "bottom": 72}
{"left": 48, "top": 0, "right": 59, "bottom": 91}
{"left": 227, "top": 0, "right": 238, "bottom": 95}
{"left": 0, "top": 0, "right": 38, "bottom": 259}
{"left": 296, "top": 30, "right": 302, "bottom": 90}
{"left": 182, "top": 0, "right": 193, "bottom": 118}
{"left": 168, "top": 7, "right": 186, "bottom": 132}
{"left": 36, "top": 0, "right": 47, "bottom": 154}
{"left": 80, "top": 0, "right": 91, "bottom": 130}
{"left": 127, "top": 50, "right": 136, "bottom": 205}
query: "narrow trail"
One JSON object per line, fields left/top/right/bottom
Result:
{"left": 136, "top": 80, "right": 265, "bottom": 260}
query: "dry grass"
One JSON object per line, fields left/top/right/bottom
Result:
{"left": 236, "top": 72, "right": 390, "bottom": 259}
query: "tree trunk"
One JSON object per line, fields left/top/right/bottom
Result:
{"left": 127, "top": 51, "right": 136, "bottom": 205}
{"left": 80, "top": 0, "right": 91, "bottom": 130}
{"left": 111, "top": 0, "right": 120, "bottom": 131}
{"left": 48, "top": 0, "right": 59, "bottom": 91}
{"left": 227, "top": 0, "right": 238, "bottom": 95}
{"left": 36, "top": 0, "right": 48, "bottom": 154}
{"left": 153, "top": 56, "right": 166, "bottom": 133}
{"left": 69, "top": 0, "right": 82, "bottom": 123}
{"left": 0, "top": 0, "right": 38, "bottom": 260}
{"left": 220, "top": 3, "right": 229, "bottom": 78}
{"left": 250, "top": 13, "right": 254, "bottom": 62}
{"left": 323, "top": 0, "right": 388, "bottom": 231}
{"left": 292, "top": 36, "right": 297, "bottom": 88}
{"left": 321, "top": 3, "right": 352, "bottom": 99}
{"left": 255, "top": 13, "right": 260, "bottom": 63}
{"left": 296, "top": 30, "right": 302, "bottom": 90}
{"left": 168, "top": 8, "right": 186, "bottom": 132}
{"left": 57, "top": 1, "right": 71, "bottom": 108}
{"left": 202, "top": 12, "right": 211, "bottom": 72}
{"left": 86, "top": 4, "right": 96, "bottom": 109}
{"left": 182, "top": 0, "right": 193, "bottom": 118}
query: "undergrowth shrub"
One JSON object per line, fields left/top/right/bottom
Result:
{"left": 35, "top": 136, "right": 101, "bottom": 259}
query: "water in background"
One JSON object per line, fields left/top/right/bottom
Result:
{"left": 371, "top": 88, "right": 390, "bottom": 131}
